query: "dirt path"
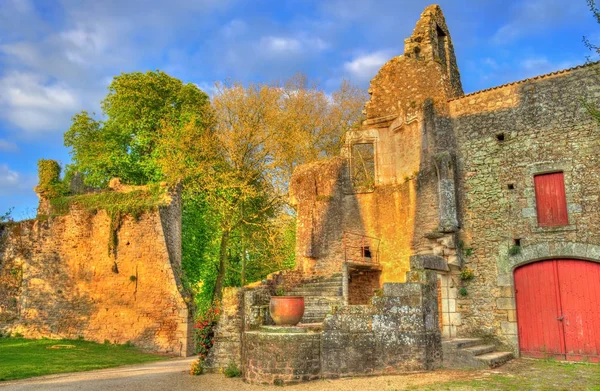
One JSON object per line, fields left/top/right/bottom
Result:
{"left": 0, "top": 357, "right": 598, "bottom": 391}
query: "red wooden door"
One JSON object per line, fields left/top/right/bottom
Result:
{"left": 515, "top": 260, "right": 565, "bottom": 359}
{"left": 515, "top": 259, "right": 600, "bottom": 362}
{"left": 534, "top": 172, "right": 569, "bottom": 227}
{"left": 556, "top": 260, "right": 600, "bottom": 362}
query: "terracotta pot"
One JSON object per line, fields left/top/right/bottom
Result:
{"left": 269, "top": 296, "right": 305, "bottom": 326}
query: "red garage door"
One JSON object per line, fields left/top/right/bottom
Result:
{"left": 515, "top": 259, "right": 600, "bottom": 362}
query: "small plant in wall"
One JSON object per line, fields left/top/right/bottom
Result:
{"left": 508, "top": 245, "right": 522, "bottom": 256}
{"left": 460, "top": 268, "right": 474, "bottom": 281}
{"left": 458, "top": 287, "right": 468, "bottom": 297}
{"left": 223, "top": 361, "right": 241, "bottom": 378}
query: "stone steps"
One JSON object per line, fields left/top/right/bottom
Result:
{"left": 284, "top": 275, "right": 344, "bottom": 324}
{"left": 442, "top": 338, "right": 514, "bottom": 369}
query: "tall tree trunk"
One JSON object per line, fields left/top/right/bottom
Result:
{"left": 241, "top": 233, "right": 246, "bottom": 286}
{"left": 213, "top": 229, "right": 230, "bottom": 303}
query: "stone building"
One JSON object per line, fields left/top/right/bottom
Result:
{"left": 207, "top": 4, "right": 600, "bottom": 383}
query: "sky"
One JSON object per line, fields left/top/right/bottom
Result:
{"left": 0, "top": 0, "right": 598, "bottom": 219}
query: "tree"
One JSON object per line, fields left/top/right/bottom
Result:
{"left": 584, "top": 0, "right": 600, "bottom": 124}
{"left": 63, "top": 69, "right": 366, "bottom": 306}
{"left": 64, "top": 70, "right": 212, "bottom": 187}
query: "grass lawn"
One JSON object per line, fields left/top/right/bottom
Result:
{"left": 405, "top": 359, "right": 600, "bottom": 391}
{"left": 0, "top": 337, "right": 167, "bottom": 381}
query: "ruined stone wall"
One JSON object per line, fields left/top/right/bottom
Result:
{"left": 321, "top": 271, "right": 441, "bottom": 378}
{"left": 288, "top": 5, "right": 464, "bottom": 284}
{"left": 449, "top": 63, "right": 600, "bottom": 349}
{"left": 0, "top": 194, "right": 194, "bottom": 356}
{"left": 244, "top": 331, "right": 321, "bottom": 385}
{"left": 204, "top": 288, "right": 243, "bottom": 372}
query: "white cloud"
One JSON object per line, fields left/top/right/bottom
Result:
{"left": 0, "top": 164, "right": 20, "bottom": 194}
{"left": 221, "top": 19, "right": 247, "bottom": 38}
{"left": 519, "top": 56, "right": 576, "bottom": 78}
{"left": 492, "top": 0, "right": 587, "bottom": 45}
{"left": 259, "top": 34, "right": 329, "bottom": 56}
{"left": 343, "top": 50, "right": 395, "bottom": 82}
{"left": 0, "top": 139, "right": 19, "bottom": 152}
{"left": 0, "top": 72, "right": 80, "bottom": 134}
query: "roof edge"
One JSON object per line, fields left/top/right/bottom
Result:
{"left": 448, "top": 61, "right": 600, "bottom": 102}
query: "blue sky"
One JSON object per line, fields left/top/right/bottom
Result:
{"left": 0, "top": 0, "right": 598, "bottom": 218}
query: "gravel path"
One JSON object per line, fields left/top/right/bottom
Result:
{"left": 0, "top": 357, "right": 476, "bottom": 391}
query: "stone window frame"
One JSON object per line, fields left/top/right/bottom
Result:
{"left": 345, "top": 132, "right": 380, "bottom": 194}
{"left": 521, "top": 161, "right": 580, "bottom": 233}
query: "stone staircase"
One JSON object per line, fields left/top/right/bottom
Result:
{"left": 287, "top": 274, "right": 344, "bottom": 324}
{"left": 442, "top": 338, "right": 514, "bottom": 369}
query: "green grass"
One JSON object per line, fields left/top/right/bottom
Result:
{"left": 406, "top": 359, "right": 600, "bottom": 391}
{"left": 0, "top": 337, "right": 167, "bottom": 381}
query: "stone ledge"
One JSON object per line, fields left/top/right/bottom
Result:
{"left": 410, "top": 254, "right": 449, "bottom": 271}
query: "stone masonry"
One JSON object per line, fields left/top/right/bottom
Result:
{"left": 0, "top": 182, "right": 194, "bottom": 356}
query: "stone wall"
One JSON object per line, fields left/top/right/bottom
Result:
{"left": 448, "top": 63, "right": 600, "bottom": 349}
{"left": 244, "top": 330, "right": 321, "bottom": 385}
{"left": 288, "top": 5, "right": 463, "bottom": 284}
{"left": 322, "top": 271, "right": 441, "bottom": 378}
{"left": 204, "top": 288, "right": 243, "bottom": 372}
{"left": 0, "top": 189, "right": 194, "bottom": 356}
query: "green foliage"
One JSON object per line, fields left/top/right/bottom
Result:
{"left": 459, "top": 288, "right": 468, "bottom": 297}
{"left": 49, "top": 185, "right": 165, "bottom": 218}
{"left": 0, "top": 337, "right": 165, "bottom": 381}
{"left": 0, "top": 208, "right": 13, "bottom": 224}
{"left": 274, "top": 286, "right": 286, "bottom": 296}
{"left": 64, "top": 70, "right": 212, "bottom": 187}
{"left": 464, "top": 248, "right": 473, "bottom": 257}
{"left": 460, "top": 268, "right": 474, "bottom": 281}
{"left": 36, "top": 160, "right": 68, "bottom": 199}
{"left": 508, "top": 245, "right": 522, "bottom": 256}
{"left": 49, "top": 185, "right": 166, "bottom": 257}
{"left": 223, "top": 361, "right": 241, "bottom": 378}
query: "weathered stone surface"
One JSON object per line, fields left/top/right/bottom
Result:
{"left": 204, "top": 288, "right": 243, "bottom": 372}
{"left": 410, "top": 255, "right": 449, "bottom": 271}
{"left": 244, "top": 331, "right": 321, "bottom": 385}
{"left": 0, "top": 188, "right": 193, "bottom": 356}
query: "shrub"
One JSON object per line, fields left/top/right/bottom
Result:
{"left": 36, "top": 160, "right": 68, "bottom": 199}
{"left": 194, "top": 304, "right": 220, "bottom": 359}
{"left": 458, "top": 288, "right": 468, "bottom": 297}
{"left": 224, "top": 361, "right": 241, "bottom": 378}
{"left": 190, "top": 358, "right": 204, "bottom": 375}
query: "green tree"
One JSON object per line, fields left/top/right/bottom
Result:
{"left": 64, "top": 70, "right": 212, "bottom": 187}
{"left": 584, "top": 0, "right": 600, "bottom": 124}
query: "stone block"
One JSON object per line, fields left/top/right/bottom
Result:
{"left": 501, "top": 321, "right": 517, "bottom": 335}
{"left": 497, "top": 274, "right": 513, "bottom": 287}
{"left": 383, "top": 282, "right": 421, "bottom": 297}
{"left": 410, "top": 255, "right": 449, "bottom": 271}
{"left": 496, "top": 298, "right": 515, "bottom": 310}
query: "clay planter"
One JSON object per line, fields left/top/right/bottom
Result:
{"left": 269, "top": 296, "right": 305, "bottom": 326}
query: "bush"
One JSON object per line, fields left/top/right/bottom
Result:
{"left": 458, "top": 288, "right": 468, "bottom": 297}
{"left": 223, "top": 361, "right": 241, "bottom": 378}
{"left": 37, "top": 160, "right": 68, "bottom": 199}
{"left": 189, "top": 358, "right": 204, "bottom": 375}
{"left": 194, "top": 304, "right": 220, "bottom": 359}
